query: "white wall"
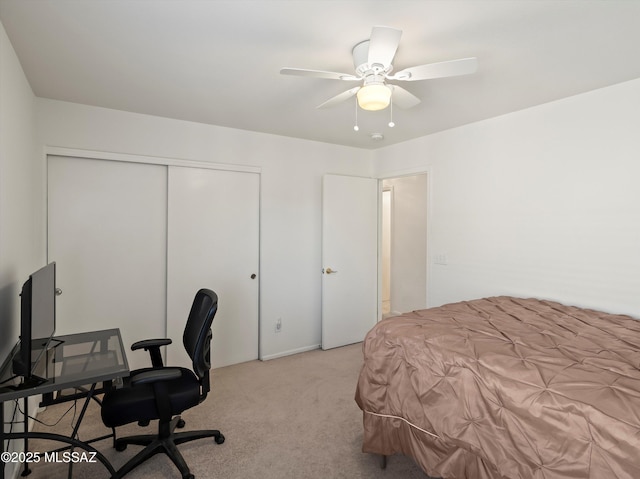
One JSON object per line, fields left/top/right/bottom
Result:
{"left": 0, "top": 19, "right": 42, "bottom": 479}
{"left": 0, "top": 20, "right": 42, "bottom": 363}
{"left": 373, "top": 78, "right": 640, "bottom": 318}
{"left": 35, "top": 99, "right": 372, "bottom": 360}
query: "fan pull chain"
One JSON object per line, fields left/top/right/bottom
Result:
{"left": 353, "top": 97, "right": 359, "bottom": 131}
{"left": 388, "top": 96, "right": 395, "bottom": 128}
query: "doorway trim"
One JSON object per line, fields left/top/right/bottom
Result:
{"left": 381, "top": 186, "right": 393, "bottom": 318}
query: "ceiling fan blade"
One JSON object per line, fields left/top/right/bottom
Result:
{"left": 390, "top": 85, "right": 421, "bottom": 109}
{"left": 367, "top": 26, "right": 402, "bottom": 67}
{"left": 391, "top": 57, "right": 478, "bottom": 81}
{"left": 280, "top": 67, "right": 359, "bottom": 81}
{"left": 316, "top": 87, "right": 360, "bottom": 109}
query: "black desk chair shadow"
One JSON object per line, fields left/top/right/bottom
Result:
{"left": 101, "top": 289, "right": 224, "bottom": 479}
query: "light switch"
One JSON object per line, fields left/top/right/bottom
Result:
{"left": 434, "top": 253, "right": 448, "bottom": 265}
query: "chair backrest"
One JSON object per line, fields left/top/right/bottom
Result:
{"left": 182, "top": 289, "right": 218, "bottom": 391}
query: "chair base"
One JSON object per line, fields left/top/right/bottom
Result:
{"left": 112, "top": 416, "right": 225, "bottom": 479}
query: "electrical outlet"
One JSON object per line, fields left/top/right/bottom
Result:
{"left": 275, "top": 318, "right": 282, "bottom": 333}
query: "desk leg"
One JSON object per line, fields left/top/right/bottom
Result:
{"left": 1, "top": 400, "right": 5, "bottom": 479}
{"left": 65, "top": 383, "right": 97, "bottom": 479}
{"left": 71, "top": 383, "right": 97, "bottom": 442}
{"left": 21, "top": 397, "right": 30, "bottom": 477}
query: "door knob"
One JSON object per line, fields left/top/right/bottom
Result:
{"left": 325, "top": 267, "right": 338, "bottom": 274}
{"left": 250, "top": 273, "right": 257, "bottom": 279}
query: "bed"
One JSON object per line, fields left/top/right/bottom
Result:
{"left": 355, "top": 296, "right": 640, "bottom": 478}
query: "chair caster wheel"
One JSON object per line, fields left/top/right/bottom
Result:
{"left": 176, "top": 418, "right": 186, "bottom": 428}
{"left": 215, "top": 433, "right": 225, "bottom": 445}
{"left": 183, "top": 474, "right": 194, "bottom": 479}
{"left": 115, "top": 442, "right": 127, "bottom": 452}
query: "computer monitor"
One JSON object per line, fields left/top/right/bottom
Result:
{"left": 12, "top": 262, "right": 57, "bottom": 379}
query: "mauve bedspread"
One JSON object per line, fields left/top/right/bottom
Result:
{"left": 355, "top": 296, "right": 640, "bottom": 478}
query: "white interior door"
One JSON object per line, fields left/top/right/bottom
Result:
{"left": 322, "top": 174, "right": 378, "bottom": 349}
{"left": 167, "top": 166, "right": 260, "bottom": 369}
{"left": 47, "top": 156, "right": 167, "bottom": 370}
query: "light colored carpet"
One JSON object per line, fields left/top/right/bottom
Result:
{"left": 21, "top": 343, "right": 430, "bottom": 479}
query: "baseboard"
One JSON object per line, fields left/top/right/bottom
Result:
{"left": 260, "top": 344, "right": 320, "bottom": 361}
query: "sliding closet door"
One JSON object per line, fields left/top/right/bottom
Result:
{"left": 167, "top": 166, "right": 259, "bottom": 369}
{"left": 47, "top": 156, "right": 167, "bottom": 370}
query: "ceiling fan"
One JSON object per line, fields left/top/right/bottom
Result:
{"left": 280, "top": 26, "right": 477, "bottom": 112}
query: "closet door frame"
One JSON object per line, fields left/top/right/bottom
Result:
{"left": 45, "top": 147, "right": 260, "bottom": 174}
{"left": 44, "top": 146, "right": 262, "bottom": 363}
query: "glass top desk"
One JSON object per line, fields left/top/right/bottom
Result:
{"left": 0, "top": 328, "right": 130, "bottom": 478}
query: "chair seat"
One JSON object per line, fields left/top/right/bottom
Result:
{"left": 101, "top": 367, "right": 201, "bottom": 428}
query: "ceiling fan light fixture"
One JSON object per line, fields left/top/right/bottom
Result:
{"left": 357, "top": 83, "right": 391, "bottom": 111}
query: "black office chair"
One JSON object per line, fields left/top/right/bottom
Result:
{"left": 101, "top": 289, "right": 225, "bottom": 479}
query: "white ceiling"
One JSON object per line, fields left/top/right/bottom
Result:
{"left": 1, "top": 0, "right": 639, "bottom": 150}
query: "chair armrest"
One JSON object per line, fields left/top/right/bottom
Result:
{"left": 131, "top": 338, "right": 172, "bottom": 368}
{"left": 131, "top": 338, "right": 172, "bottom": 351}
{"left": 130, "top": 368, "right": 181, "bottom": 386}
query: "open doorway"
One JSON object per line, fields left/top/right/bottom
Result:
{"left": 381, "top": 174, "right": 428, "bottom": 318}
